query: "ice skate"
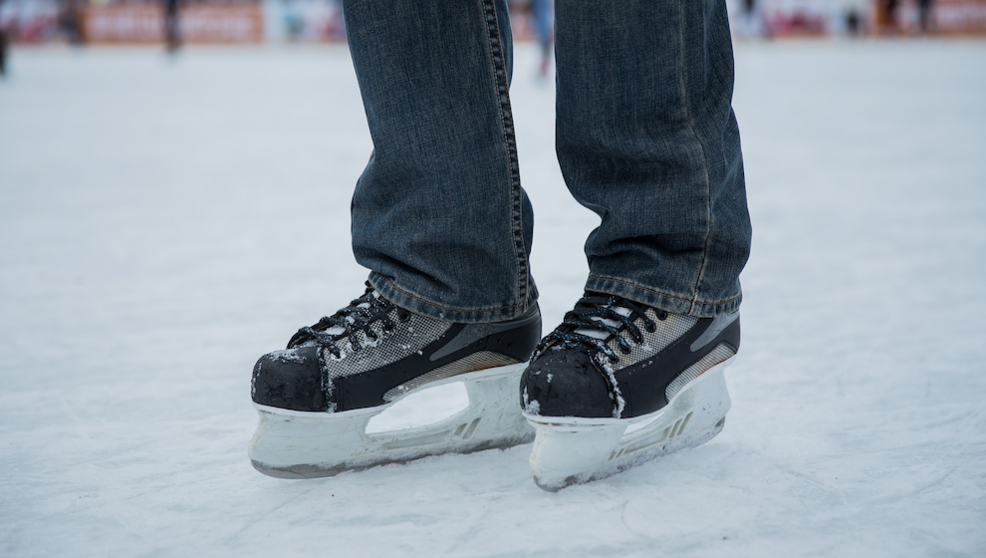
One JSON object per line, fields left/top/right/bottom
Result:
{"left": 249, "top": 283, "right": 541, "bottom": 478}
{"left": 520, "top": 293, "right": 739, "bottom": 491}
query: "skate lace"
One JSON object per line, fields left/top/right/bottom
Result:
{"left": 536, "top": 293, "right": 667, "bottom": 364}
{"left": 286, "top": 281, "right": 411, "bottom": 358}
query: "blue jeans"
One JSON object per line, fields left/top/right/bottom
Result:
{"left": 343, "top": 0, "right": 751, "bottom": 323}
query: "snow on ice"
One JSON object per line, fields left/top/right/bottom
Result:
{"left": 1, "top": 41, "right": 985, "bottom": 557}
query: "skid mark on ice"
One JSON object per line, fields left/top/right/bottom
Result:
{"left": 855, "top": 466, "right": 957, "bottom": 507}
{"left": 915, "top": 408, "right": 982, "bottom": 431}
{"left": 779, "top": 473, "right": 814, "bottom": 517}
{"left": 782, "top": 469, "right": 849, "bottom": 507}
{"left": 57, "top": 396, "right": 97, "bottom": 447}
{"left": 224, "top": 482, "right": 330, "bottom": 541}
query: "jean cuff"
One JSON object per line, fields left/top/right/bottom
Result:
{"left": 368, "top": 272, "right": 539, "bottom": 324}
{"left": 585, "top": 275, "right": 741, "bottom": 318}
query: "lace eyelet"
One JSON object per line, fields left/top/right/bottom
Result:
{"left": 397, "top": 311, "right": 411, "bottom": 322}
{"left": 644, "top": 321, "right": 656, "bottom": 332}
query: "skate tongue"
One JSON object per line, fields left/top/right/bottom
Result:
{"left": 356, "top": 291, "right": 379, "bottom": 310}
{"left": 574, "top": 305, "right": 631, "bottom": 340}
{"left": 308, "top": 288, "right": 393, "bottom": 351}
{"left": 355, "top": 289, "right": 379, "bottom": 309}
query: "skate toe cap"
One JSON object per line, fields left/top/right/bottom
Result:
{"left": 520, "top": 349, "right": 615, "bottom": 419}
{"left": 251, "top": 346, "right": 327, "bottom": 412}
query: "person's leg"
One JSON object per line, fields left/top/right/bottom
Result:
{"left": 343, "top": 0, "right": 536, "bottom": 324}
{"left": 249, "top": 0, "right": 544, "bottom": 479}
{"left": 519, "top": 0, "right": 750, "bottom": 490}
{"left": 555, "top": 0, "right": 751, "bottom": 318}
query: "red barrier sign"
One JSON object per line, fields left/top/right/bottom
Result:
{"left": 871, "top": 0, "right": 986, "bottom": 34}
{"left": 82, "top": 5, "right": 264, "bottom": 43}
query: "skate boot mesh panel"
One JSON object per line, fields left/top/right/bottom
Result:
{"left": 664, "top": 343, "right": 735, "bottom": 402}
{"left": 322, "top": 309, "right": 450, "bottom": 381}
{"left": 383, "top": 351, "right": 519, "bottom": 401}
{"left": 600, "top": 311, "right": 698, "bottom": 370}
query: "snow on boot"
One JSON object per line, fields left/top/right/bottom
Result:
{"left": 249, "top": 282, "right": 541, "bottom": 478}
{"left": 520, "top": 293, "right": 739, "bottom": 491}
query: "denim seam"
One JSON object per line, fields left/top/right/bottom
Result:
{"left": 676, "top": 0, "right": 714, "bottom": 316}
{"left": 479, "top": 0, "right": 530, "bottom": 311}
{"left": 588, "top": 274, "right": 741, "bottom": 307}
{"left": 380, "top": 276, "right": 522, "bottom": 314}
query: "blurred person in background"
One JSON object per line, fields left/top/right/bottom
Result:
{"left": 880, "top": 0, "right": 900, "bottom": 33}
{"left": 841, "top": 0, "right": 866, "bottom": 37}
{"left": 58, "top": 0, "right": 83, "bottom": 46}
{"left": 0, "top": 0, "right": 7, "bottom": 76}
{"left": 283, "top": 0, "right": 303, "bottom": 41}
{"left": 0, "top": 27, "right": 6, "bottom": 78}
{"left": 741, "top": 0, "right": 757, "bottom": 34}
{"left": 529, "top": 0, "right": 552, "bottom": 78}
{"left": 735, "top": 0, "right": 767, "bottom": 38}
{"left": 845, "top": 8, "right": 862, "bottom": 36}
{"left": 917, "top": 0, "right": 934, "bottom": 33}
{"left": 164, "top": 0, "right": 180, "bottom": 52}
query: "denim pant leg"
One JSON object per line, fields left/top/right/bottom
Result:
{"left": 556, "top": 0, "right": 752, "bottom": 318}
{"left": 343, "top": 0, "right": 537, "bottom": 323}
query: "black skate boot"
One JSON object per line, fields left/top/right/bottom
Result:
{"left": 250, "top": 283, "right": 541, "bottom": 478}
{"left": 519, "top": 292, "right": 739, "bottom": 490}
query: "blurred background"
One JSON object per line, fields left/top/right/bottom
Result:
{"left": 1, "top": 0, "right": 984, "bottom": 52}
{"left": 1, "top": 0, "right": 985, "bottom": 555}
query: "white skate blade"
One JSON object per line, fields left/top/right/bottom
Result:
{"left": 525, "top": 356, "right": 734, "bottom": 491}
{"left": 248, "top": 363, "right": 533, "bottom": 478}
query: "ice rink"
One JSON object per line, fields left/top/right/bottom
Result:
{"left": 1, "top": 40, "right": 985, "bottom": 557}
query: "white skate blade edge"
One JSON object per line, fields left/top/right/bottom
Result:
{"left": 249, "top": 363, "right": 533, "bottom": 478}
{"left": 524, "top": 355, "right": 735, "bottom": 491}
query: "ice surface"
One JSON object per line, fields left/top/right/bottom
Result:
{"left": 2, "top": 41, "right": 985, "bottom": 557}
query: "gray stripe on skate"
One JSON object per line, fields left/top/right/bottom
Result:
{"left": 430, "top": 309, "right": 540, "bottom": 362}
{"left": 690, "top": 312, "right": 739, "bottom": 352}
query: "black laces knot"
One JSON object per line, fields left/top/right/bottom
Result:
{"left": 287, "top": 281, "right": 402, "bottom": 358}
{"left": 536, "top": 293, "right": 664, "bottom": 364}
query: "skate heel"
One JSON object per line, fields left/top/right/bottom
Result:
{"left": 461, "top": 363, "right": 536, "bottom": 445}
{"left": 249, "top": 363, "right": 533, "bottom": 478}
{"left": 526, "top": 357, "right": 734, "bottom": 491}
{"left": 249, "top": 404, "right": 378, "bottom": 478}
{"left": 528, "top": 421, "right": 627, "bottom": 491}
